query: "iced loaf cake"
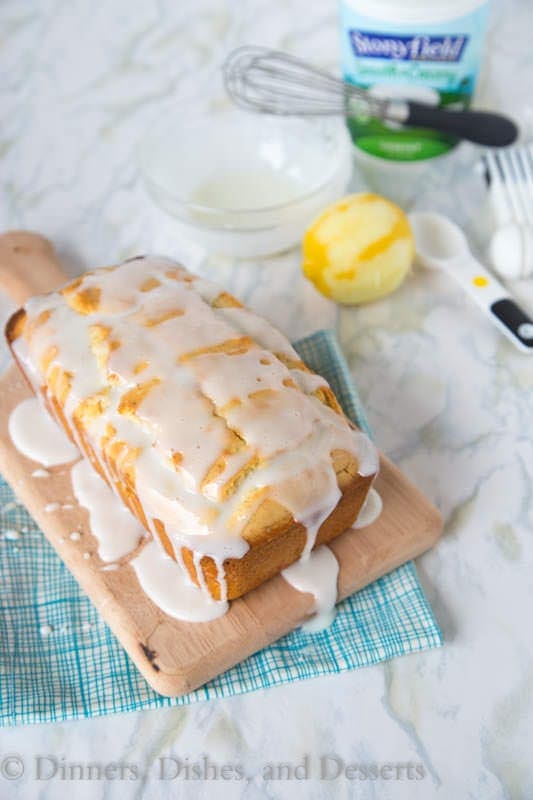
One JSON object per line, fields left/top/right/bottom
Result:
{"left": 6, "top": 257, "right": 378, "bottom": 601}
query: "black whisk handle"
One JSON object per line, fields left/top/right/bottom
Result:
{"left": 405, "top": 102, "right": 518, "bottom": 147}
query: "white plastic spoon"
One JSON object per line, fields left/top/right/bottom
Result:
{"left": 408, "top": 212, "right": 533, "bottom": 354}
{"left": 489, "top": 222, "right": 533, "bottom": 280}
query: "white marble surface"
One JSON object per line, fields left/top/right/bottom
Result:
{"left": 1, "top": 0, "right": 533, "bottom": 797}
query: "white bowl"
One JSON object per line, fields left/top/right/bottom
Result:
{"left": 138, "top": 111, "right": 353, "bottom": 259}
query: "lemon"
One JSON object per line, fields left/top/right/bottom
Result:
{"left": 302, "top": 192, "right": 415, "bottom": 305}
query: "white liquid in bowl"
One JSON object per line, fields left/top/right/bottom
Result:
{"left": 190, "top": 170, "right": 305, "bottom": 212}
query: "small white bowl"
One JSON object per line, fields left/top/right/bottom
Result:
{"left": 138, "top": 110, "right": 353, "bottom": 259}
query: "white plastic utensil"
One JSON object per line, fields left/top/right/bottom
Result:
{"left": 484, "top": 146, "right": 533, "bottom": 280}
{"left": 409, "top": 212, "right": 533, "bottom": 354}
{"left": 488, "top": 222, "right": 533, "bottom": 280}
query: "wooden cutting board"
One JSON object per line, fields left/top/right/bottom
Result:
{"left": 0, "top": 231, "right": 443, "bottom": 697}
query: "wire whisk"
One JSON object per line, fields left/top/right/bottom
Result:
{"left": 222, "top": 46, "right": 518, "bottom": 148}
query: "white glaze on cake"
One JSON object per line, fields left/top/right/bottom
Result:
{"left": 31, "top": 468, "right": 51, "bottom": 478}
{"left": 70, "top": 459, "right": 145, "bottom": 562}
{"left": 282, "top": 545, "right": 340, "bottom": 632}
{"left": 282, "top": 489, "right": 383, "bottom": 631}
{"left": 11, "top": 256, "right": 379, "bottom": 602}
{"left": 353, "top": 488, "right": 383, "bottom": 529}
{"left": 131, "top": 541, "right": 228, "bottom": 622}
{"left": 8, "top": 396, "right": 79, "bottom": 467}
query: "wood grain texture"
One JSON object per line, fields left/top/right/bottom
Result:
{"left": 0, "top": 232, "right": 443, "bottom": 696}
{"left": 0, "top": 231, "right": 67, "bottom": 305}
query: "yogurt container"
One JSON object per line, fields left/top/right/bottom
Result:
{"left": 339, "top": 0, "right": 491, "bottom": 163}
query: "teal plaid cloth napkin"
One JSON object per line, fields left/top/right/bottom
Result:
{"left": 0, "top": 329, "right": 442, "bottom": 726}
